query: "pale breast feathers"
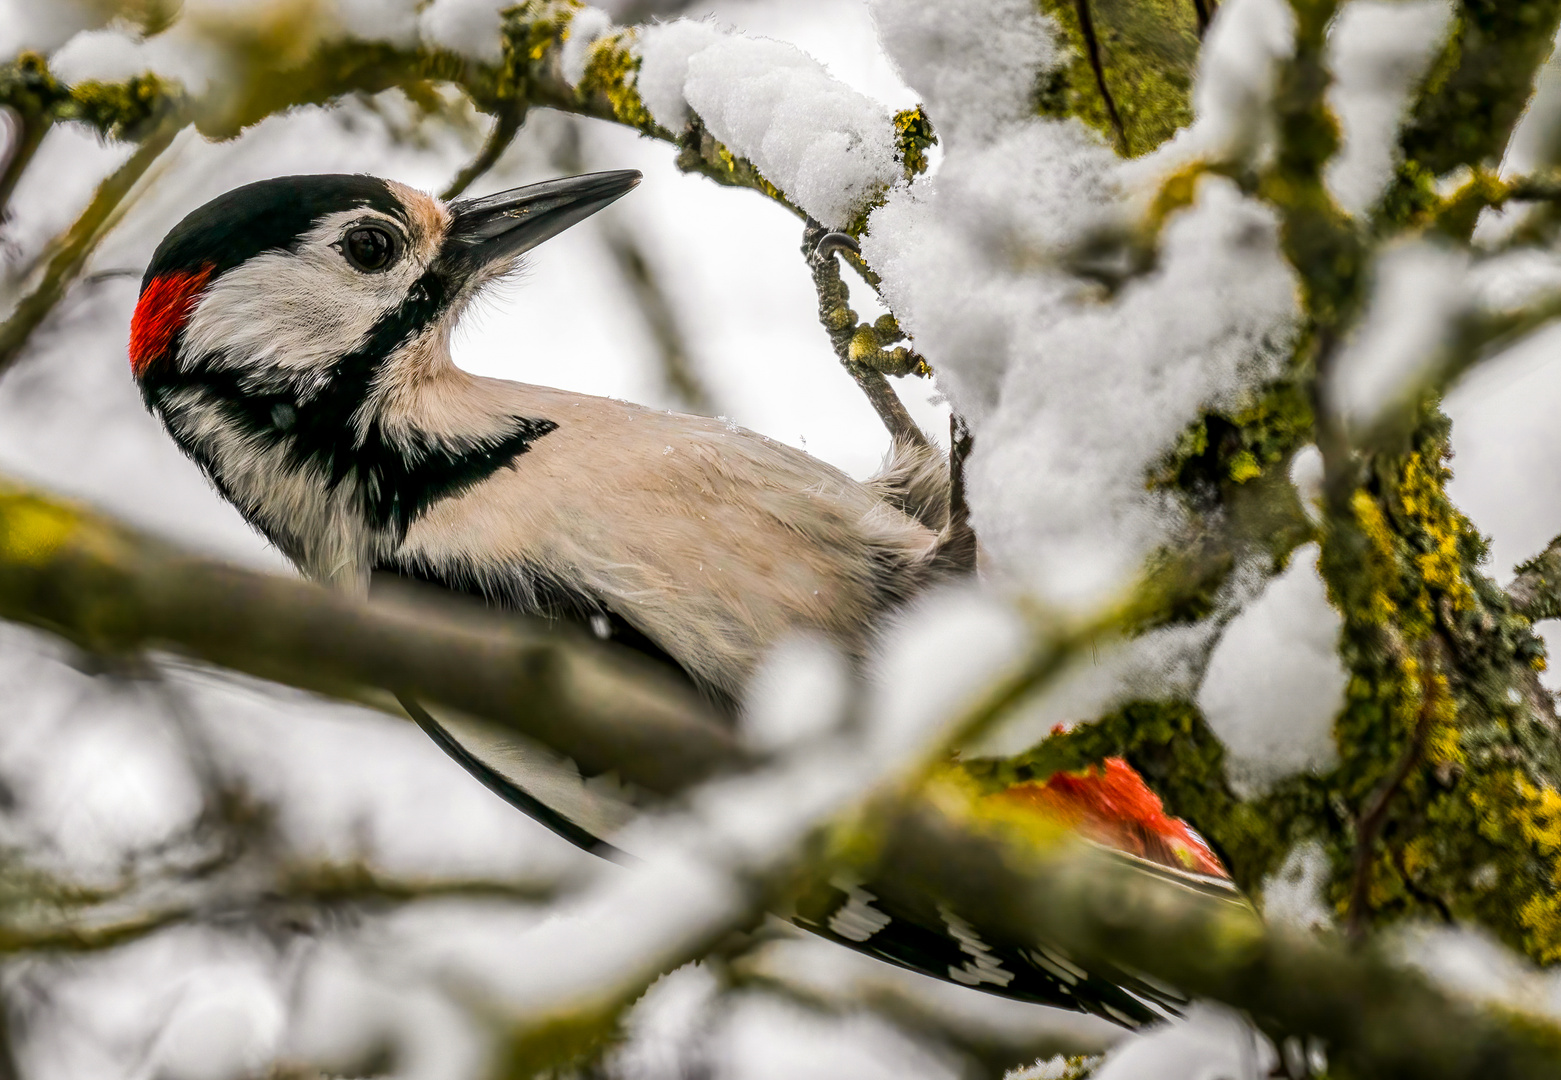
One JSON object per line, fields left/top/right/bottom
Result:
{"left": 395, "top": 383, "right": 940, "bottom": 697}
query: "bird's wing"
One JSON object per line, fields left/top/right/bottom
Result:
{"left": 396, "top": 385, "right": 941, "bottom": 700}
{"left": 790, "top": 873, "right": 1191, "bottom": 1027}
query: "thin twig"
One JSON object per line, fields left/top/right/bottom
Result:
{"left": 1073, "top": 0, "right": 1129, "bottom": 156}
{"left": 1509, "top": 535, "right": 1561, "bottom": 622}
{"left": 803, "top": 220, "right": 928, "bottom": 449}
{"left": 937, "top": 413, "right": 979, "bottom": 573}
{"left": 0, "top": 112, "right": 183, "bottom": 380}
{"left": 0, "top": 865, "right": 559, "bottom": 957}
{"left": 0, "top": 106, "right": 49, "bottom": 223}
{"left": 1345, "top": 635, "right": 1442, "bottom": 944}
{"left": 546, "top": 115, "right": 716, "bottom": 413}
{"left": 610, "top": 0, "right": 705, "bottom": 22}
{"left": 440, "top": 102, "right": 528, "bottom": 202}
{"left": 1192, "top": 0, "right": 1212, "bottom": 35}
{"left": 603, "top": 220, "right": 715, "bottom": 413}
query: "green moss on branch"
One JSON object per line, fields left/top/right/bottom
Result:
{"left": 1400, "top": 0, "right": 1561, "bottom": 178}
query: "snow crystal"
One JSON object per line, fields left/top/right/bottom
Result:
{"left": 1197, "top": 543, "right": 1346, "bottom": 796}
{"left": 418, "top": 0, "right": 509, "bottom": 64}
{"left": 635, "top": 20, "right": 900, "bottom": 228}
{"left": 1009, "top": 1057, "right": 1087, "bottom": 1080}
{"left": 1261, "top": 839, "right": 1334, "bottom": 931}
{"left": 1324, "top": 0, "right": 1453, "bottom": 217}
{"left": 561, "top": 7, "right": 615, "bottom": 88}
{"left": 1093, "top": 1004, "right": 1276, "bottom": 1080}
{"left": 1328, "top": 239, "right": 1470, "bottom": 432}
{"left": 868, "top": 0, "right": 1064, "bottom": 148}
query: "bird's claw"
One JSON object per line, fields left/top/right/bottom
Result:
{"left": 813, "top": 231, "right": 861, "bottom": 261}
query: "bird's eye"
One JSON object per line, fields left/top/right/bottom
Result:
{"left": 343, "top": 225, "right": 397, "bottom": 272}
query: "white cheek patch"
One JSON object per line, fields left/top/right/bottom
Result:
{"left": 179, "top": 209, "right": 432, "bottom": 384}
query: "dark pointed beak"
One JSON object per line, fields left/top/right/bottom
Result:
{"left": 445, "top": 170, "right": 641, "bottom": 270}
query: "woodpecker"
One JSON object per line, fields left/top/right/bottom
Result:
{"left": 130, "top": 171, "right": 1234, "bottom": 1026}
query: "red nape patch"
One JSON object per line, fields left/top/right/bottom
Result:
{"left": 1000, "top": 758, "right": 1229, "bottom": 879}
{"left": 129, "top": 265, "right": 213, "bottom": 378}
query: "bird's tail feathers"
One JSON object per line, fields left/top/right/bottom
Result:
{"left": 868, "top": 437, "right": 951, "bottom": 533}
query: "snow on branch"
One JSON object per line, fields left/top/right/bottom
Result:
{"left": 635, "top": 18, "right": 900, "bottom": 229}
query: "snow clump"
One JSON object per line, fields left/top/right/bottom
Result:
{"left": 869, "top": 0, "right": 1062, "bottom": 148}
{"left": 43, "top": 0, "right": 513, "bottom": 92}
{"left": 1328, "top": 240, "right": 1470, "bottom": 432}
{"left": 1197, "top": 543, "right": 1347, "bottom": 796}
{"left": 635, "top": 19, "right": 901, "bottom": 229}
{"left": 1092, "top": 1004, "right": 1276, "bottom": 1080}
{"left": 865, "top": 0, "right": 1299, "bottom": 607}
{"left": 1324, "top": 0, "right": 1455, "bottom": 217}
{"left": 417, "top": 0, "right": 512, "bottom": 64}
{"left": 1261, "top": 839, "right": 1335, "bottom": 931}
{"left": 1182, "top": 0, "right": 1296, "bottom": 164}
{"left": 561, "top": 6, "right": 616, "bottom": 88}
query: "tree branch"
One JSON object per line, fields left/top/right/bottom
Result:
{"left": 1191, "top": 0, "right": 1214, "bottom": 37}
{"left": 0, "top": 862, "right": 559, "bottom": 957}
{"left": 1072, "top": 0, "right": 1129, "bottom": 156}
{"left": 603, "top": 218, "right": 716, "bottom": 413}
{"left": 0, "top": 105, "right": 48, "bottom": 223}
{"left": 804, "top": 221, "right": 929, "bottom": 449}
{"left": 872, "top": 798, "right": 1561, "bottom": 1080}
{"left": 551, "top": 114, "right": 716, "bottom": 414}
{"left": 0, "top": 481, "right": 745, "bottom": 797}
{"left": 0, "top": 110, "right": 183, "bottom": 378}
{"left": 1346, "top": 634, "right": 1444, "bottom": 943}
{"left": 940, "top": 414, "right": 979, "bottom": 573}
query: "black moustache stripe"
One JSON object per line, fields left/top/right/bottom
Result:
{"left": 142, "top": 265, "right": 555, "bottom": 537}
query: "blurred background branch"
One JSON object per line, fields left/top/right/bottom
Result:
{"left": 0, "top": 482, "right": 742, "bottom": 796}
{"left": 0, "top": 110, "right": 182, "bottom": 377}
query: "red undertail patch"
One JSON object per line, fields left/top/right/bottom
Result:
{"left": 130, "top": 265, "right": 214, "bottom": 378}
{"left": 1000, "top": 757, "right": 1229, "bottom": 879}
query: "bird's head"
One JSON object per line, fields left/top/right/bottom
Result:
{"left": 129, "top": 169, "right": 641, "bottom": 394}
{"left": 128, "top": 170, "right": 639, "bottom": 578}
